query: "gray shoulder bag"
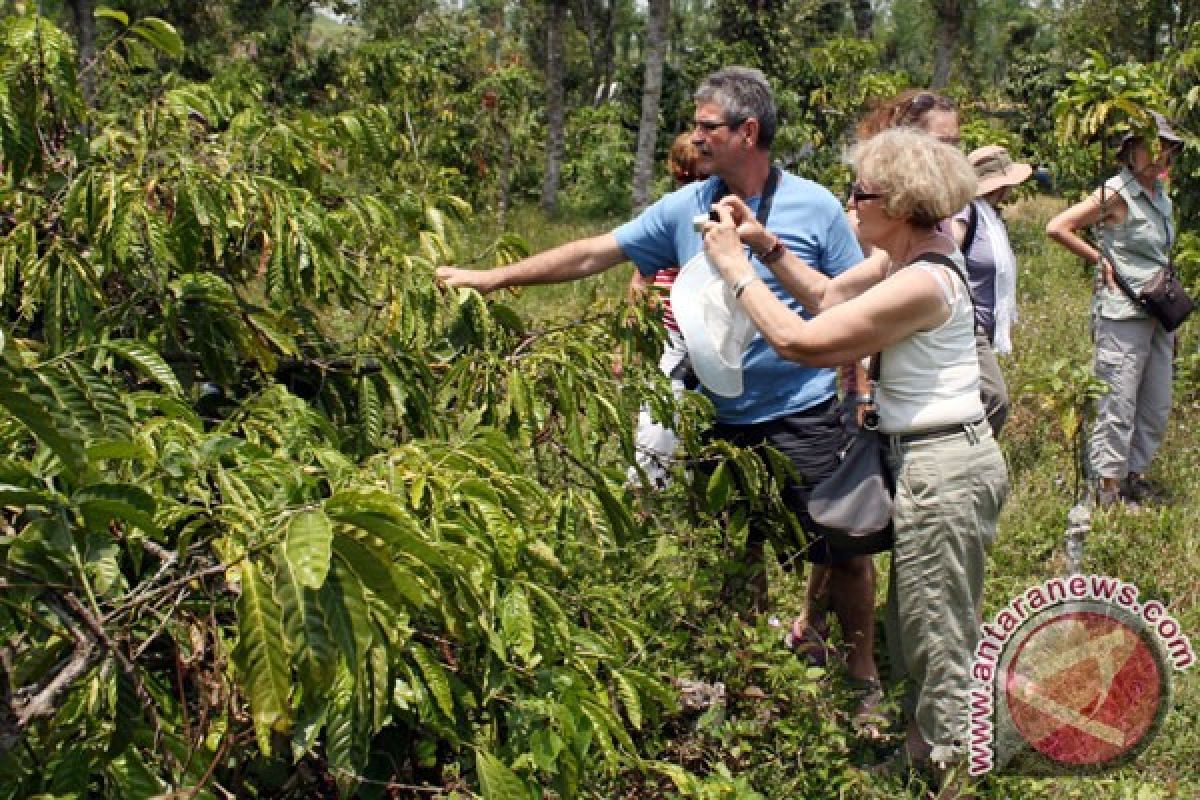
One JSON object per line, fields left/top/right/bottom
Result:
{"left": 807, "top": 353, "right": 894, "bottom": 553}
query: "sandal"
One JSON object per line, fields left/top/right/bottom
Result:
{"left": 847, "top": 676, "right": 889, "bottom": 742}
{"left": 783, "top": 618, "right": 837, "bottom": 668}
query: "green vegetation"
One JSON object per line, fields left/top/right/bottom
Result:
{"left": 498, "top": 199, "right": 1200, "bottom": 800}
{"left": 0, "top": 3, "right": 1197, "bottom": 799}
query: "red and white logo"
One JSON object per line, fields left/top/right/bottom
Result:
{"left": 969, "top": 576, "right": 1193, "bottom": 776}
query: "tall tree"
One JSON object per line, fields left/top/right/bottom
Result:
{"left": 852, "top": 0, "right": 874, "bottom": 37}
{"left": 631, "top": 0, "right": 669, "bottom": 211}
{"left": 64, "top": 0, "right": 96, "bottom": 105}
{"left": 571, "top": 0, "right": 617, "bottom": 103}
{"left": 1060, "top": 0, "right": 1179, "bottom": 63}
{"left": 931, "top": 0, "right": 966, "bottom": 87}
{"left": 540, "top": 0, "right": 568, "bottom": 212}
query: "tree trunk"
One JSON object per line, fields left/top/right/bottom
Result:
{"left": 601, "top": 0, "right": 616, "bottom": 99}
{"left": 931, "top": 0, "right": 963, "bottom": 89}
{"left": 571, "top": 0, "right": 616, "bottom": 105}
{"left": 814, "top": 0, "right": 844, "bottom": 37}
{"left": 540, "top": 0, "right": 567, "bottom": 213}
{"left": 67, "top": 0, "right": 96, "bottom": 107}
{"left": 851, "top": 0, "right": 874, "bottom": 38}
{"left": 631, "top": 0, "right": 669, "bottom": 212}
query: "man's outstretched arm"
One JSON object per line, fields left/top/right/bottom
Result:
{"left": 436, "top": 233, "right": 627, "bottom": 294}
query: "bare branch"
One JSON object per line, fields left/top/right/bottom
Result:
{"left": 0, "top": 595, "right": 96, "bottom": 754}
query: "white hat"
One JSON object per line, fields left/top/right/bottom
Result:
{"left": 670, "top": 252, "right": 757, "bottom": 397}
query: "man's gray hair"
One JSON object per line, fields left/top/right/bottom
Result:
{"left": 694, "top": 66, "right": 777, "bottom": 150}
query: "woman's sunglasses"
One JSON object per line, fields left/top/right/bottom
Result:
{"left": 848, "top": 182, "right": 885, "bottom": 203}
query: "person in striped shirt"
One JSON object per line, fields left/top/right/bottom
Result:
{"left": 625, "top": 133, "right": 710, "bottom": 489}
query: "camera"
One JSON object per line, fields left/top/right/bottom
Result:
{"left": 692, "top": 209, "right": 720, "bottom": 232}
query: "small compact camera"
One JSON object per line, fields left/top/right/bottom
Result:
{"left": 692, "top": 209, "right": 720, "bottom": 232}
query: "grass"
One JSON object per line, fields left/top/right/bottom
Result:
{"left": 473, "top": 195, "right": 1200, "bottom": 798}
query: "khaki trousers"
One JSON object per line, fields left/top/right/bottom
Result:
{"left": 884, "top": 419, "right": 1009, "bottom": 763}
{"left": 1089, "top": 315, "right": 1174, "bottom": 480}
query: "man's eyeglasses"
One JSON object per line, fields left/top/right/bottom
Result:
{"left": 693, "top": 117, "right": 743, "bottom": 133}
{"left": 849, "top": 182, "right": 885, "bottom": 203}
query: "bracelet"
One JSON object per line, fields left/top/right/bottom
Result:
{"left": 758, "top": 236, "right": 787, "bottom": 265}
{"left": 732, "top": 274, "right": 760, "bottom": 299}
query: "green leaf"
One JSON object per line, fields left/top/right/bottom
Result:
{"left": 73, "top": 483, "right": 162, "bottom": 537}
{"left": 476, "top": 750, "right": 530, "bottom": 800}
{"left": 130, "top": 17, "right": 184, "bottom": 59}
{"left": 94, "top": 7, "right": 130, "bottom": 26}
{"left": 332, "top": 534, "right": 425, "bottom": 610}
{"left": 612, "top": 669, "right": 643, "bottom": 731}
{"left": 328, "top": 503, "right": 444, "bottom": 570}
{"left": 706, "top": 462, "right": 733, "bottom": 513}
{"left": 101, "top": 339, "right": 184, "bottom": 397}
{"left": 325, "top": 659, "right": 366, "bottom": 799}
{"left": 8, "top": 516, "right": 75, "bottom": 581}
{"left": 529, "top": 727, "right": 564, "bottom": 773}
{"left": 106, "top": 748, "right": 165, "bottom": 797}
{"left": 499, "top": 586, "right": 536, "bottom": 665}
{"left": 284, "top": 508, "right": 334, "bottom": 589}
{"left": 232, "top": 561, "right": 292, "bottom": 754}
{"left": 319, "top": 559, "right": 373, "bottom": 668}
{"left": 0, "top": 367, "right": 88, "bottom": 478}
{"left": 410, "top": 642, "right": 454, "bottom": 718}
{"left": 275, "top": 549, "right": 336, "bottom": 695}
{"left": 0, "top": 483, "right": 56, "bottom": 507}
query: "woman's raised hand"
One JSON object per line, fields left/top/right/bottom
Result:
{"left": 702, "top": 205, "right": 756, "bottom": 285}
{"left": 717, "top": 196, "right": 773, "bottom": 254}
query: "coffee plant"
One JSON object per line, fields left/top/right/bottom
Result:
{"left": 0, "top": 10, "right": 716, "bottom": 798}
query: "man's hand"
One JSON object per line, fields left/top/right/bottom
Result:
{"left": 628, "top": 270, "right": 655, "bottom": 305}
{"left": 435, "top": 266, "right": 500, "bottom": 294}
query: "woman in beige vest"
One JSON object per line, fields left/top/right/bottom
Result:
{"left": 1046, "top": 113, "right": 1182, "bottom": 508}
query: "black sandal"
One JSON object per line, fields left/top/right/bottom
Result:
{"left": 847, "top": 676, "right": 889, "bottom": 741}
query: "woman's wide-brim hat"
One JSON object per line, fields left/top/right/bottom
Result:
{"left": 1118, "top": 110, "right": 1184, "bottom": 151}
{"left": 968, "top": 145, "right": 1033, "bottom": 197}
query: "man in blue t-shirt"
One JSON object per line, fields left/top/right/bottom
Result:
{"left": 438, "top": 66, "right": 880, "bottom": 699}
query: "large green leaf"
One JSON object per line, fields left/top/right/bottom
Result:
{"left": 232, "top": 561, "right": 292, "bottom": 753}
{"left": 284, "top": 508, "right": 334, "bottom": 589}
{"left": 72, "top": 483, "right": 162, "bottom": 537}
{"left": 100, "top": 339, "right": 184, "bottom": 397}
{"left": 319, "top": 559, "right": 374, "bottom": 668}
{"left": 0, "top": 367, "right": 88, "bottom": 478}
{"left": 475, "top": 750, "right": 530, "bottom": 800}
{"left": 275, "top": 550, "right": 336, "bottom": 696}
{"left": 332, "top": 534, "right": 425, "bottom": 610}
{"left": 94, "top": 7, "right": 130, "bottom": 26}
{"left": 498, "top": 585, "right": 536, "bottom": 665}
{"left": 410, "top": 642, "right": 455, "bottom": 719}
{"left": 130, "top": 18, "right": 184, "bottom": 59}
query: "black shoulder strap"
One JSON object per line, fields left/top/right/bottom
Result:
{"left": 917, "top": 251, "right": 970, "bottom": 288}
{"left": 1098, "top": 239, "right": 1164, "bottom": 311}
{"left": 712, "top": 166, "right": 781, "bottom": 227}
{"left": 962, "top": 201, "right": 979, "bottom": 253}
